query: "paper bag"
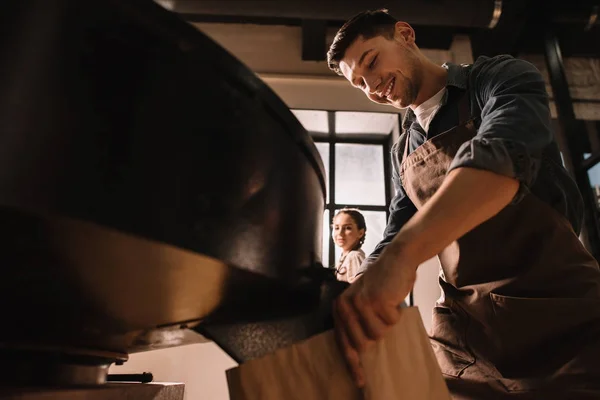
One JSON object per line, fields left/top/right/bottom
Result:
{"left": 226, "top": 307, "right": 450, "bottom": 400}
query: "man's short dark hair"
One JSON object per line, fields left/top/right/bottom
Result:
{"left": 327, "top": 9, "right": 398, "bottom": 76}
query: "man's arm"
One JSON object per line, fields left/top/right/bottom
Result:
{"left": 391, "top": 168, "right": 518, "bottom": 269}
{"left": 449, "top": 55, "right": 552, "bottom": 200}
{"left": 395, "top": 55, "right": 554, "bottom": 267}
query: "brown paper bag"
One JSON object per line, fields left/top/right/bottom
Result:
{"left": 226, "top": 307, "right": 450, "bottom": 400}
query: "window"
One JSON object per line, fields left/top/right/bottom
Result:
{"left": 335, "top": 144, "right": 386, "bottom": 206}
{"left": 587, "top": 157, "right": 600, "bottom": 210}
{"left": 315, "top": 142, "right": 330, "bottom": 203}
{"left": 292, "top": 109, "right": 400, "bottom": 269}
{"left": 322, "top": 209, "right": 330, "bottom": 269}
{"left": 335, "top": 112, "right": 398, "bottom": 135}
{"left": 291, "top": 110, "right": 329, "bottom": 134}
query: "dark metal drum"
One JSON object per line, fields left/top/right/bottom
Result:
{"left": 0, "top": 0, "right": 338, "bottom": 375}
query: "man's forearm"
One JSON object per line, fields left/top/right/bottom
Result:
{"left": 357, "top": 191, "right": 418, "bottom": 276}
{"left": 386, "top": 167, "right": 519, "bottom": 268}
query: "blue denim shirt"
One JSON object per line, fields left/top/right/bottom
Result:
{"left": 361, "top": 55, "right": 584, "bottom": 272}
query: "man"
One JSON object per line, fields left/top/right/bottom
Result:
{"left": 327, "top": 9, "right": 600, "bottom": 399}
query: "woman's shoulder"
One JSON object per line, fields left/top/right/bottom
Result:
{"left": 346, "top": 249, "right": 366, "bottom": 261}
{"left": 344, "top": 249, "right": 366, "bottom": 284}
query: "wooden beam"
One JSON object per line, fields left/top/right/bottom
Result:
{"left": 449, "top": 34, "right": 474, "bottom": 65}
{"left": 521, "top": 53, "right": 600, "bottom": 120}
{"left": 301, "top": 20, "right": 326, "bottom": 61}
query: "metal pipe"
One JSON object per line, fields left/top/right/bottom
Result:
{"left": 488, "top": 0, "right": 503, "bottom": 28}
{"left": 585, "top": 5, "right": 599, "bottom": 31}
{"left": 543, "top": 30, "right": 600, "bottom": 260}
{"left": 169, "top": 0, "right": 599, "bottom": 32}
{"left": 551, "top": 4, "right": 600, "bottom": 29}
{"left": 169, "top": 0, "right": 498, "bottom": 29}
{"left": 107, "top": 373, "right": 154, "bottom": 383}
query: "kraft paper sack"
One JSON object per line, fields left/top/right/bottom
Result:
{"left": 226, "top": 306, "right": 450, "bottom": 400}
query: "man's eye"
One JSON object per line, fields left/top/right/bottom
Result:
{"left": 368, "top": 55, "right": 378, "bottom": 70}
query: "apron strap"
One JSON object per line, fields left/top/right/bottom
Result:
{"left": 402, "top": 129, "right": 410, "bottom": 161}
{"left": 403, "top": 81, "right": 473, "bottom": 162}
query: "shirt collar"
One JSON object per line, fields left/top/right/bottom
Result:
{"left": 402, "top": 62, "right": 470, "bottom": 131}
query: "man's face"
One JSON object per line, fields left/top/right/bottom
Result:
{"left": 339, "top": 25, "right": 422, "bottom": 109}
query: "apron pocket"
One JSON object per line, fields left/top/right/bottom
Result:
{"left": 489, "top": 292, "right": 600, "bottom": 378}
{"left": 430, "top": 305, "right": 475, "bottom": 377}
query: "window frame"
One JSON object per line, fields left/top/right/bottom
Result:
{"left": 296, "top": 109, "right": 412, "bottom": 303}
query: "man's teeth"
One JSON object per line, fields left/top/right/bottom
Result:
{"left": 385, "top": 79, "right": 394, "bottom": 98}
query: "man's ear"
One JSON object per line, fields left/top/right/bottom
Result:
{"left": 393, "top": 22, "right": 416, "bottom": 46}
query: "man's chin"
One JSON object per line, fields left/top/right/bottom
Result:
{"left": 372, "top": 99, "right": 402, "bottom": 109}
{"left": 368, "top": 96, "right": 407, "bottom": 110}
{"left": 390, "top": 100, "right": 409, "bottom": 110}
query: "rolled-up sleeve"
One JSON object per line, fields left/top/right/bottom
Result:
{"left": 448, "top": 56, "right": 552, "bottom": 202}
{"left": 357, "top": 140, "right": 417, "bottom": 276}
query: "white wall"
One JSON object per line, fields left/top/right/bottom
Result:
{"left": 195, "top": 22, "right": 459, "bottom": 114}
{"left": 413, "top": 258, "right": 442, "bottom": 334}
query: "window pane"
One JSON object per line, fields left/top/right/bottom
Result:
{"left": 335, "top": 144, "right": 385, "bottom": 205}
{"left": 588, "top": 162, "right": 600, "bottom": 211}
{"left": 335, "top": 111, "right": 398, "bottom": 135}
{"left": 315, "top": 142, "right": 330, "bottom": 203}
{"left": 334, "top": 210, "right": 387, "bottom": 266}
{"left": 291, "top": 109, "right": 329, "bottom": 133}
{"left": 322, "top": 209, "right": 330, "bottom": 268}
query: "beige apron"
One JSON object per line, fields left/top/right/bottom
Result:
{"left": 399, "top": 90, "right": 600, "bottom": 399}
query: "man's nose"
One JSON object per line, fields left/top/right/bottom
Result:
{"left": 365, "top": 77, "right": 381, "bottom": 94}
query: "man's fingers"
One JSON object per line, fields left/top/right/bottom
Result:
{"left": 333, "top": 299, "right": 365, "bottom": 388}
{"left": 332, "top": 287, "right": 404, "bottom": 389}
{"left": 373, "top": 299, "right": 403, "bottom": 326}
{"left": 336, "top": 294, "right": 371, "bottom": 352}
{"left": 351, "top": 294, "right": 389, "bottom": 341}
{"left": 341, "top": 329, "right": 365, "bottom": 388}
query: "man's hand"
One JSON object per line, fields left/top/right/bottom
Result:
{"left": 333, "top": 243, "right": 417, "bottom": 387}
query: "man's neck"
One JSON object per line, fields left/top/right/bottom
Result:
{"left": 410, "top": 62, "right": 448, "bottom": 110}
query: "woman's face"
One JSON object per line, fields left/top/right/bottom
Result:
{"left": 332, "top": 213, "right": 365, "bottom": 253}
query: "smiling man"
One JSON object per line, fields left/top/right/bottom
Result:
{"left": 327, "top": 9, "right": 600, "bottom": 399}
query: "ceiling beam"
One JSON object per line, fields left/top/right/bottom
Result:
{"left": 469, "top": 0, "right": 532, "bottom": 58}
{"left": 301, "top": 20, "right": 327, "bottom": 62}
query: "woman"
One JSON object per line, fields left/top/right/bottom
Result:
{"left": 332, "top": 208, "right": 366, "bottom": 284}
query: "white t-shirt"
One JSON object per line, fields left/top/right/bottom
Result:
{"left": 413, "top": 87, "right": 446, "bottom": 132}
